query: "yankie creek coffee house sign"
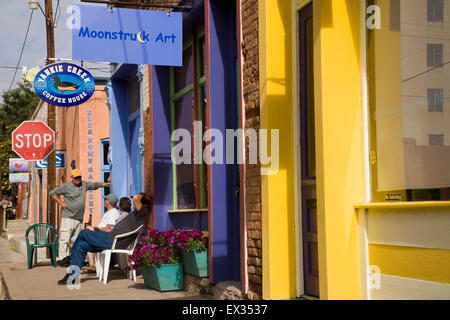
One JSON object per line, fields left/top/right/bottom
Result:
{"left": 34, "top": 62, "right": 95, "bottom": 107}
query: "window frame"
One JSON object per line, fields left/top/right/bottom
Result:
{"left": 427, "top": 0, "right": 444, "bottom": 22}
{"left": 428, "top": 88, "right": 443, "bottom": 112}
{"left": 367, "top": 0, "right": 449, "bottom": 202}
{"left": 427, "top": 43, "right": 443, "bottom": 68}
{"left": 170, "top": 28, "right": 207, "bottom": 210}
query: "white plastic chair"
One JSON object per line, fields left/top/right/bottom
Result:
{"left": 95, "top": 225, "right": 144, "bottom": 284}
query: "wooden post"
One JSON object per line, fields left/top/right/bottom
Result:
{"left": 45, "top": 0, "right": 57, "bottom": 256}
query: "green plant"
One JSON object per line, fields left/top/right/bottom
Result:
{"left": 176, "top": 230, "right": 208, "bottom": 252}
{"left": 128, "top": 229, "right": 182, "bottom": 270}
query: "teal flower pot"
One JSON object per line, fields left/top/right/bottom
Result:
{"left": 141, "top": 264, "right": 184, "bottom": 292}
{"left": 182, "top": 249, "right": 208, "bottom": 277}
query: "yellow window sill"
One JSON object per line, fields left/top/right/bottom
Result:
{"left": 354, "top": 201, "right": 450, "bottom": 209}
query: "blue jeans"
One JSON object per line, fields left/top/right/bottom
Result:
{"left": 70, "top": 229, "right": 112, "bottom": 269}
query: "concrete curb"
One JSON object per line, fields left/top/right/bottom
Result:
{"left": 0, "top": 270, "right": 11, "bottom": 300}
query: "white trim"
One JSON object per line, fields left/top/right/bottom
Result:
{"left": 360, "top": 0, "right": 371, "bottom": 203}
{"left": 357, "top": 208, "right": 370, "bottom": 300}
{"left": 292, "top": 0, "right": 313, "bottom": 299}
{"left": 370, "top": 274, "right": 450, "bottom": 300}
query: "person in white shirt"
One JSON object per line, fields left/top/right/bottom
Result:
{"left": 72, "top": 194, "right": 120, "bottom": 274}
{"left": 91, "top": 194, "right": 120, "bottom": 232}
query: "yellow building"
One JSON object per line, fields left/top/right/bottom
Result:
{"left": 258, "top": 0, "right": 450, "bottom": 300}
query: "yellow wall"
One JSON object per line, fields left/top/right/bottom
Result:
{"left": 313, "top": 0, "right": 364, "bottom": 299}
{"left": 259, "top": 0, "right": 297, "bottom": 299}
{"left": 259, "top": 0, "right": 364, "bottom": 299}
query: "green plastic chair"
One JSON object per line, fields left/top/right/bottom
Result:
{"left": 25, "top": 223, "right": 58, "bottom": 269}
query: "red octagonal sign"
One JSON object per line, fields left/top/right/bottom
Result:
{"left": 12, "top": 121, "right": 55, "bottom": 161}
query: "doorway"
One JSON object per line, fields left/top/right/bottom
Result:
{"left": 299, "top": 2, "right": 319, "bottom": 298}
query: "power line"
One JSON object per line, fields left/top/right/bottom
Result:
{"left": 54, "top": 0, "right": 61, "bottom": 27}
{"left": 0, "top": 66, "right": 24, "bottom": 70}
{"left": 8, "top": 10, "right": 34, "bottom": 91}
{"left": 402, "top": 60, "right": 450, "bottom": 83}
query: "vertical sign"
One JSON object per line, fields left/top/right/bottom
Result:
{"left": 87, "top": 109, "right": 94, "bottom": 216}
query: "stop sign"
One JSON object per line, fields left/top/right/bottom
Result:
{"left": 12, "top": 121, "right": 55, "bottom": 161}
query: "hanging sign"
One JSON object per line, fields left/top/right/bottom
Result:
{"left": 9, "top": 158, "right": 29, "bottom": 172}
{"left": 9, "top": 173, "right": 29, "bottom": 183}
{"left": 35, "top": 153, "right": 66, "bottom": 169}
{"left": 72, "top": 5, "right": 182, "bottom": 66}
{"left": 34, "top": 62, "right": 95, "bottom": 107}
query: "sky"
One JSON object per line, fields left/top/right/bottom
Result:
{"left": 0, "top": 0, "right": 109, "bottom": 102}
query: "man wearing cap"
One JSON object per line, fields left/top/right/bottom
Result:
{"left": 50, "top": 169, "right": 110, "bottom": 267}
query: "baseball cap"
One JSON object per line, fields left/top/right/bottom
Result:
{"left": 71, "top": 169, "right": 82, "bottom": 178}
{"left": 104, "top": 194, "right": 118, "bottom": 203}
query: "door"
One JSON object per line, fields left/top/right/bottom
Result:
{"left": 299, "top": 3, "right": 319, "bottom": 298}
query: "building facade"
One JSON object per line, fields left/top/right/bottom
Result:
{"left": 105, "top": 0, "right": 449, "bottom": 300}
{"left": 27, "top": 83, "right": 110, "bottom": 233}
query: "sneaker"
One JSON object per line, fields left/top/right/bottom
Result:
{"left": 57, "top": 256, "right": 71, "bottom": 267}
{"left": 57, "top": 273, "right": 70, "bottom": 285}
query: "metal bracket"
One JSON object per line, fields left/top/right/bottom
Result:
{"left": 80, "top": 0, "right": 193, "bottom": 12}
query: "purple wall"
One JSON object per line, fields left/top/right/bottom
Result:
{"left": 150, "top": 0, "right": 240, "bottom": 283}
{"left": 207, "top": 0, "right": 241, "bottom": 283}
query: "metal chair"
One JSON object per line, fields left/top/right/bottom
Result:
{"left": 94, "top": 225, "right": 143, "bottom": 284}
{"left": 25, "top": 223, "right": 58, "bottom": 269}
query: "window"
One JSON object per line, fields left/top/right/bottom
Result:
{"left": 128, "top": 76, "right": 140, "bottom": 115}
{"left": 429, "top": 134, "right": 444, "bottom": 146}
{"left": 428, "top": 89, "right": 443, "bottom": 112}
{"left": 427, "top": 44, "right": 443, "bottom": 67}
{"left": 428, "top": 0, "right": 444, "bottom": 22}
{"left": 368, "top": 0, "right": 450, "bottom": 201}
{"left": 100, "top": 139, "right": 111, "bottom": 213}
{"left": 170, "top": 29, "right": 208, "bottom": 210}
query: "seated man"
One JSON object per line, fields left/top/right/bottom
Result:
{"left": 57, "top": 193, "right": 151, "bottom": 285}
{"left": 111, "top": 197, "right": 132, "bottom": 230}
{"left": 68, "top": 194, "right": 120, "bottom": 274}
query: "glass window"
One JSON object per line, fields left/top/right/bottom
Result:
{"left": 427, "top": 44, "right": 443, "bottom": 67}
{"left": 198, "top": 35, "right": 206, "bottom": 78}
{"left": 128, "top": 76, "right": 140, "bottom": 115}
{"left": 429, "top": 134, "right": 444, "bottom": 146}
{"left": 368, "top": 0, "right": 450, "bottom": 201}
{"left": 427, "top": 0, "right": 444, "bottom": 22}
{"left": 175, "top": 94, "right": 196, "bottom": 209}
{"left": 428, "top": 88, "right": 443, "bottom": 112}
{"left": 175, "top": 45, "right": 193, "bottom": 93}
{"left": 170, "top": 30, "right": 208, "bottom": 210}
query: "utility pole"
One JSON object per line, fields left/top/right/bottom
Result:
{"left": 44, "top": 0, "right": 57, "bottom": 234}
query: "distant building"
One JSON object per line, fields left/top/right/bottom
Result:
{"left": 27, "top": 81, "right": 110, "bottom": 230}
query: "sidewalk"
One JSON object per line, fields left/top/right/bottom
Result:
{"left": 0, "top": 229, "right": 209, "bottom": 300}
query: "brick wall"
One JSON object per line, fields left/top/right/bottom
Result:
{"left": 143, "top": 66, "right": 155, "bottom": 229}
{"left": 241, "top": 0, "right": 262, "bottom": 300}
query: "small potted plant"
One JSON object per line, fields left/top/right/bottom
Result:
{"left": 129, "top": 229, "right": 184, "bottom": 291}
{"left": 176, "top": 229, "right": 209, "bottom": 277}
